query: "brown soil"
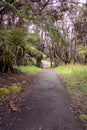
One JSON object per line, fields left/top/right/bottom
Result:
{"left": 0, "top": 70, "right": 38, "bottom": 128}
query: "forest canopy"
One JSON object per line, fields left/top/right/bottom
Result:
{"left": 0, "top": 0, "right": 87, "bottom": 72}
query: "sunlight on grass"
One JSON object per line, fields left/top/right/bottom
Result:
{"left": 55, "top": 65, "right": 72, "bottom": 74}
{"left": 18, "top": 65, "right": 42, "bottom": 73}
{"left": 55, "top": 64, "right": 87, "bottom": 125}
{"left": 55, "top": 64, "right": 87, "bottom": 93}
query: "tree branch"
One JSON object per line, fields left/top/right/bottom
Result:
{"left": 39, "top": 0, "right": 51, "bottom": 12}
{"left": 30, "top": 0, "right": 41, "bottom": 2}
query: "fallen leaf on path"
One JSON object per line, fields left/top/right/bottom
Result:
{"left": 9, "top": 101, "right": 19, "bottom": 111}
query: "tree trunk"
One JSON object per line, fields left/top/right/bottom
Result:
{"left": 50, "top": 58, "right": 53, "bottom": 68}
{"left": 0, "top": 60, "right": 14, "bottom": 73}
{"left": 84, "top": 55, "right": 87, "bottom": 65}
{"left": 36, "top": 57, "right": 42, "bottom": 67}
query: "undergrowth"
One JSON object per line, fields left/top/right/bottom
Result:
{"left": 17, "top": 65, "right": 42, "bottom": 73}
{"left": 55, "top": 64, "right": 87, "bottom": 127}
{"left": 0, "top": 83, "right": 21, "bottom": 95}
{"left": 55, "top": 64, "right": 87, "bottom": 93}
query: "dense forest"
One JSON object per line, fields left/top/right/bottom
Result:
{"left": 0, "top": 1, "right": 87, "bottom": 130}
{"left": 0, "top": 0, "right": 87, "bottom": 73}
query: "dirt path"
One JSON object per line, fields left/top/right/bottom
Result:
{"left": 0, "top": 69, "right": 84, "bottom": 130}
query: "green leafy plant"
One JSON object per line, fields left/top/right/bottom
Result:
{"left": 9, "top": 84, "right": 21, "bottom": 93}
{"left": 0, "top": 87, "right": 10, "bottom": 94}
{"left": 0, "top": 83, "right": 21, "bottom": 94}
{"left": 80, "top": 114, "right": 87, "bottom": 122}
{"left": 0, "top": 1, "right": 18, "bottom": 13}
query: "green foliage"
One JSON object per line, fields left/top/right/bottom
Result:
{"left": 0, "top": 28, "right": 26, "bottom": 56}
{"left": 55, "top": 64, "right": 87, "bottom": 126}
{"left": 8, "top": 27, "right": 27, "bottom": 46}
{"left": 0, "top": 0, "right": 68, "bottom": 71}
{"left": 30, "top": 47, "right": 44, "bottom": 57}
{"left": 77, "top": 45, "right": 87, "bottom": 58}
{"left": 28, "top": 33, "right": 41, "bottom": 42}
{"left": 0, "top": 87, "right": 10, "bottom": 94}
{"left": 0, "top": 27, "right": 31, "bottom": 70}
{"left": 43, "top": 16, "right": 67, "bottom": 45}
{"left": 55, "top": 66, "right": 72, "bottom": 74}
{"left": 9, "top": 84, "right": 21, "bottom": 93}
{"left": 31, "top": 57, "right": 36, "bottom": 65}
{"left": 74, "top": 6, "right": 87, "bottom": 48}
{"left": 81, "top": 6, "right": 87, "bottom": 16}
{"left": 80, "top": 114, "right": 87, "bottom": 128}
{"left": 0, "top": 29, "right": 13, "bottom": 61}
{"left": 25, "top": 33, "right": 44, "bottom": 61}
{"left": 0, "top": 27, "right": 44, "bottom": 71}
{"left": 26, "top": 45, "right": 37, "bottom": 54}
{"left": 55, "top": 64, "right": 87, "bottom": 92}
{"left": 0, "top": 84, "right": 21, "bottom": 94}
{"left": 17, "top": 65, "right": 42, "bottom": 73}
{"left": 0, "top": 1, "right": 18, "bottom": 13}
{"left": 81, "top": 83, "right": 87, "bottom": 91}
{"left": 80, "top": 114, "right": 87, "bottom": 122}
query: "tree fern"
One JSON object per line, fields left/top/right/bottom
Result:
{"left": 0, "top": 1, "right": 18, "bottom": 13}
{"left": 17, "top": 2, "right": 67, "bottom": 45}
{"left": 78, "top": 45, "right": 87, "bottom": 56}
{"left": 42, "top": 16, "right": 67, "bottom": 45}
{"left": 27, "top": 33, "right": 41, "bottom": 42}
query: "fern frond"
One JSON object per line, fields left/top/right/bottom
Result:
{"left": 78, "top": 45, "right": 87, "bottom": 55}
{"left": 0, "top": 1, "right": 18, "bottom": 13}
{"left": 41, "top": 16, "right": 67, "bottom": 45}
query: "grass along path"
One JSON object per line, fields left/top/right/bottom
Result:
{"left": 17, "top": 65, "right": 42, "bottom": 74}
{"left": 55, "top": 64, "right": 87, "bottom": 128}
{"left": 0, "top": 66, "right": 42, "bottom": 95}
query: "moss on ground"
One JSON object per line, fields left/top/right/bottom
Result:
{"left": 0, "top": 83, "right": 21, "bottom": 95}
